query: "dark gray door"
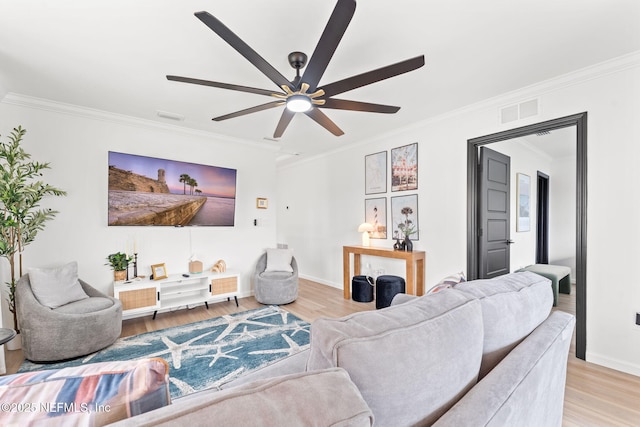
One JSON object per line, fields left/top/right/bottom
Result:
{"left": 478, "top": 147, "right": 511, "bottom": 278}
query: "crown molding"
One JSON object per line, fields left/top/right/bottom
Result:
{"left": 0, "top": 93, "right": 280, "bottom": 152}
{"left": 278, "top": 50, "right": 640, "bottom": 168}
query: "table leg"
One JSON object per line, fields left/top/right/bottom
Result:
{"left": 343, "top": 248, "right": 350, "bottom": 299}
{"left": 406, "top": 259, "right": 415, "bottom": 295}
{"left": 416, "top": 258, "right": 425, "bottom": 296}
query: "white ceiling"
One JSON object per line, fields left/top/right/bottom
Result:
{"left": 1, "top": 0, "right": 639, "bottom": 160}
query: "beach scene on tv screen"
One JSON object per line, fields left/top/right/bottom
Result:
{"left": 108, "top": 152, "right": 237, "bottom": 226}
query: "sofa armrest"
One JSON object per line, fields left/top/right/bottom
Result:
{"left": 432, "top": 311, "right": 575, "bottom": 427}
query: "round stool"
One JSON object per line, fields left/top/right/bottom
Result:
{"left": 352, "top": 275, "right": 374, "bottom": 302}
{"left": 375, "top": 275, "right": 405, "bottom": 309}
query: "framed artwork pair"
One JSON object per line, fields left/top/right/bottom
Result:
{"left": 365, "top": 143, "right": 418, "bottom": 195}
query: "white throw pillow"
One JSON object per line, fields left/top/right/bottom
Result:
{"left": 28, "top": 261, "right": 89, "bottom": 308}
{"left": 264, "top": 248, "right": 294, "bottom": 273}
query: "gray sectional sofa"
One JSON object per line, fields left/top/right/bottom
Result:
{"left": 112, "top": 272, "right": 575, "bottom": 426}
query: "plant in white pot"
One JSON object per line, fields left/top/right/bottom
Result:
{"left": 0, "top": 126, "right": 66, "bottom": 348}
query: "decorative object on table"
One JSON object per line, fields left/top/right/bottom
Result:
{"left": 351, "top": 275, "right": 374, "bottom": 303}
{"left": 211, "top": 259, "right": 226, "bottom": 273}
{"left": 108, "top": 151, "right": 237, "bottom": 227}
{"left": 391, "top": 143, "right": 418, "bottom": 192}
{"left": 132, "top": 252, "right": 139, "bottom": 277}
{"left": 365, "top": 151, "right": 387, "bottom": 195}
{"left": 188, "top": 256, "right": 203, "bottom": 274}
{"left": 364, "top": 197, "right": 387, "bottom": 239}
{"left": 357, "top": 223, "right": 374, "bottom": 247}
{"left": 391, "top": 194, "right": 419, "bottom": 251}
{"left": 0, "top": 126, "right": 66, "bottom": 346}
{"left": 107, "top": 252, "right": 133, "bottom": 281}
{"left": 18, "top": 306, "right": 310, "bottom": 400}
{"left": 151, "top": 263, "right": 168, "bottom": 280}
{"left": 254, "top": 249, "right": 298, "bottom": 305}
{"left": 393, "top": 235, "right": 403, "bottom": 250}
{"left": 516, "top": 173, "right": 531, "bottom": 232}
{"left": 256, "top": 197, "right": 268, "bottom": 209}
{"left": 16, "top": 262, "right": 122, "bottom": 362}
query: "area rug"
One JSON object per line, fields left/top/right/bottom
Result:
{"left": 18, "top": 306, "right": 310, "bottom": 399}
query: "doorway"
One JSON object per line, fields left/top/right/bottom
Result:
{"left": 466, "top": 112, "right": 587, "bottom": 360}
{"left": 536, "top": 172, "right": 550, "bottom": 264}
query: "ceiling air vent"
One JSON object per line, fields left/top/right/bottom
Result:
{"left": 500, "top": 99, "right": 539, "bottom": 124}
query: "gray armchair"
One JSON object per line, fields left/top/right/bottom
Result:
{"left": 16, "top": 274, "right": 122, "bottom": 362}
{"left": 253, "top": 252, "right": 298, "bottom": 305}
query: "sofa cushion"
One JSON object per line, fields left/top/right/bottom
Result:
{"left": 0, "top": 358, "right": 170, "bottom": 426}
{"left": 264, "top": 248, "right": 294, "bottom": 273}
{"left": 306, "top": 289, "right": 484, "bottom": 427}
{"left": 28, "top": 261, "right": 89, "bottom": 309}
{"left": 453, "top": 271, "right": 553, "bottom": 378}
{"left": 108, "top": 368, "right": 373, "bottom": 427}
{"left": 54, "top": 296, "right": 115, "bottom": 314}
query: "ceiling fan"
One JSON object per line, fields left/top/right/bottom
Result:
{"left": 167, "top": 0, "right": 425, "bottom": 138}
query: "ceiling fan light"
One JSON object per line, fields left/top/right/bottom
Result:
{"left": 286, "top": 94, "right": 312, "bottom": 112}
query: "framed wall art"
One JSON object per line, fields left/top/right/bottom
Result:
{"left": 365, "top": 151, "right": 387, "bottom": 194}
{"left": 391, "top": 194, "right": 419, "bottom": 240}
{"left": 365, "top": 197, "right": 387, "bottom": 239}
{"left": 517, "top": 173, "right": 531, "bottom": 232}
{"left": 391, "top": 143, "right": 418, "bottom": 191}
{"left": 256, "top": 197, "right": 268, "bottom": 209}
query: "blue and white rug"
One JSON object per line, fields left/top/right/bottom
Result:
{"left": 19, "top": 306, "right": 310, "bottom": 399}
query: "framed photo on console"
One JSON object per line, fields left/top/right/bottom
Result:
{"left": 151, "top": 263, "right": 168, "bottom": 280}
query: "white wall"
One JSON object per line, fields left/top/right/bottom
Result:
{"left": 0, "top": 98, "right": 279, "bottom": 305}
{"left": 549, "top": 154, "right": 577, "bottom": 277}
{"left": 489, "top": 139, "right": 553, "bottom": 272}
{"left": 277, "top": 52, "right": 640, "bottom": 376}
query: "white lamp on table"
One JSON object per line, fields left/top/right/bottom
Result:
{"left": 358, "top": 223, "right": 374, "bottom": 247}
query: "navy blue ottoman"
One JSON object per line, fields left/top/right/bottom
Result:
{"left": 375, "top": 275, "right": 406, "bottom": 309}
{"left": 352, "top": 275, "right": 374, "bottom": 302}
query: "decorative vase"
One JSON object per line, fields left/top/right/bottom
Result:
{"left": 393, "top": 239, "right": 402, "bottom": 250}
{"left": 403, "top": 236, "right": 413, "bottom": 252}
{"left": 6, "top": 333, "right": 21, "bottom": 351}
{"left": 114, "top": 270, "right": 127, "bottom": 282}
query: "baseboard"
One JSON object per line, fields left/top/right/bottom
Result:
{"left": 299, "top": 274, "right": 340, "bottom": 290}
{"left": 586, "top": 351, "right": 640, "bottom": 377}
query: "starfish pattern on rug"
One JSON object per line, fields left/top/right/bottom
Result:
{"left": 18, "top": 306, "right": 311, "bottom": 400}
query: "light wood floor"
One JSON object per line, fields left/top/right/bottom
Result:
{"left": 4, "top": 279, "right": 639, "bottom": 425}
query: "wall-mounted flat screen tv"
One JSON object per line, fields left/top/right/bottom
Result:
{"left": 108, "top": 151, "right": 237, "bottom": 226}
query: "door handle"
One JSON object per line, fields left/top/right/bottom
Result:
{"left": 506, "top": 240, "right": 515, "bottom": 245}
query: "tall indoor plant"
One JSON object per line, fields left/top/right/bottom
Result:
{"left": 0, "top": 126, "right": 66, "bottom": 340}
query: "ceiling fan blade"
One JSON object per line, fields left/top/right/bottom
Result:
{"left": 273, "top": 109, "right": 296, "bottom": 138}
{"left": 167, "top": 75, "right": 279, "bottom": 97}
{"left": 320, "top": 98, "right": 400, "bottom": 113}
{"left": 301, "top": 0, "right": 356, "bottom": 92}
{"left": 212, "top": 101, "right": 284, "bottom": 121}
{"left": 321, "top": 55, "right": 425, "bottom": 98}
{"left": 195, "top": 11, "right": 293, "bottom": 90}
{"left": 305, "top": 108, "right": 344, "bottom": 136}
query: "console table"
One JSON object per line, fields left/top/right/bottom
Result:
{"left": 343, "top": 245, "right": 426, "bottom": 299}
{"left": 114, "top": 271, "right": 240, "bottom": 319}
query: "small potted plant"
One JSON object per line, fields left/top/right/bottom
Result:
{"left": 106, "top": 252, "right": 132, "bottom": 281}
